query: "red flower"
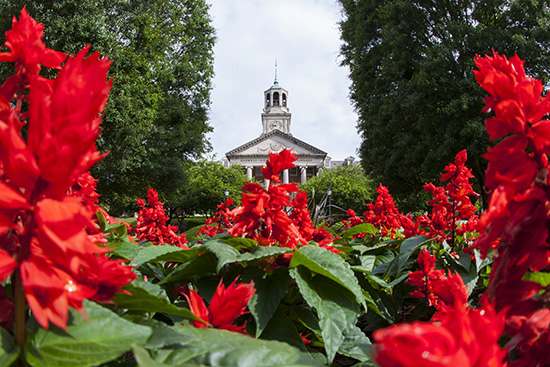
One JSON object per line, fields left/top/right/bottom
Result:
{"left": 185, "top": 278, "right": 256, "bottom": 334}
{"left": 0, "top": 8, "right": 136, "bottom": 331}
{"left": 27, "top": 46, "right": 111, "bottom": 197}
{"left": 135, "top": 188, "right": 188, "bottom": 248}
{"left": 261, "top": 148, "right": 297, "bottom": 184}
{"left": 373, "top": 300, "right": 507, "bottom": 367}
{"left": 229, "top": 151, "right": 309, "bottom": 248}
{"left": 0, "top": 7, "right": 66, "bottom": 77}
{"left": 407, "top": 248, "right": 444, "bottom": 303}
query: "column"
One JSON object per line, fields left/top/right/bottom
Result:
{"left": 264, "top": 178, "right": 269, "bottom": 188}
{"left": 300, "top": 166, "right": 307, "bottom": 184}
{"left": 246, "top": 166, "right": 253, "bottom": 180}
{"left": 282, "top": 169, "right": 289, "bottom": 184}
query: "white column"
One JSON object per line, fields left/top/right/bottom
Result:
{"left": 264, "top": 178, "right": 269, "bottom": 188}
{"left": 282, "top": 169, "right": 289, "bottom": 184}
{"left": 300, "top": 166, "right": 307, "bottom": 184}
{"left": 246, "top": 166, "right": 253, "bottom": 179}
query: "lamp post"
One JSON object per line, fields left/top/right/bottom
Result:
{"left": 327, "top": 189, "right": 332, "bottom": 218}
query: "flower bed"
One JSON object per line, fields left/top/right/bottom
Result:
{"left": 0, "top": 7, "right": 548, "bottom": 367}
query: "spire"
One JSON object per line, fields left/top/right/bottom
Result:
{"left": 273, "top": 60, "right": 279, "bottom": 86}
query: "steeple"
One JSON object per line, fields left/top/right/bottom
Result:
{"left": 262, "top": 62, "right": 291, "bottom": 135}
{"left": 273, "top": 60, "right": 279, "bottom": 86}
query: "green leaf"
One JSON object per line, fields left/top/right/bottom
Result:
{"left": 290, "top": 245, "right": 365, "bottom": 308}
{"left": 197, "top": 241, "right": 292, "bottom": 272}
{"left": 290, "top": 267, "right": 360, "bottom": 364}
{"left": 134, "top": 326, "right": 323, "bottom": 367}
{"left": 397, "top": 236, "right": 430, "bottom": 271}
{"left": 131, "top": 245, "right": 199, "bottom": 266}
{"left": 158, "top": 252, "right": 218, "bottom": 285}
{"left": 260, "top": 306, "right": 308, "bottom": 352}
{"left": 338, "top": 325, "right": 373, "bottom": 361}
{"left": 523, "top": 271, "right": 550, "bottom": 287}
{"left": 0, "top": 327, "right": 19, "bottom": 367}
{"left": 248, "top": 267, "right": 291, "bottom": 337}
{"left": 25, "top": 300, "right": 152, "bottom": 367}
{"left": 359, "top": 254, "right": 376, "bottom": 272}
{"left": 109, "top": 241, "right": 140, "bottom": 260}
{"left": 221, "top": 237, "right": 258, "bottom": 250}
{"left": 112, "top": 283, "right": 200, "bottom": 321}
{"left": 342, "top": 223, "right": 376, "bottom": 240}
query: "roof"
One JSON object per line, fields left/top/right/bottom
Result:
{"left": 226, "top": 129, "right": 327, "bottom": 158}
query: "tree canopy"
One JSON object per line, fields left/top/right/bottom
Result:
{"left": 0, "top": 0, "right": 216, "bottom": 215}
{"left": 181, "top": 161, "right": 248, "bottom": 216}
{"left": 300, "top": 164, "right": 375, "bottom": 219}
{"left": 338, "top": 0, "right": 550, "bottom": 211}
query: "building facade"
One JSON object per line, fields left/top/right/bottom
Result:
{"left": 224, "top": 75, "right": 328, "bottom": 185}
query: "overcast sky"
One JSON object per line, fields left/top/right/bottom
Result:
{"left": 205, "top": 0, "right": 361, "bottom": 161}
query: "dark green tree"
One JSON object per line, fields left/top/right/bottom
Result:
{"left": 338, "top": 0, "right": 550, "bottom": 211}
{"left": 300, "top": 164, "right": 375, "bottom": 218}
{"left": 0, "top": 0, "right": 215, "bottom": 215}
{"left": 180, "top": 161, "right": 248, "bottom": 216}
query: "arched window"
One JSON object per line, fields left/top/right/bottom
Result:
{"left": 273, "top": 92, "right": 280, "bottom": 106}
{"left": 282, "top": 93, "right": 287, "bottom": 106}
{"left": 265, "top": 93, "right": 271, "bottom": 107}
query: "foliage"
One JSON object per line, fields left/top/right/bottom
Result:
{"left": 0, "top": 0, "right": 216, "bottom": 215}
{"left": 299, "top": 164, "right": 375, "bottom": 218}
{"left": 180, "top": 161, "right": 248, "bottom": 216}
{"left": 338, "top": 0, "right": 550, "bottom": 211}
{"left": 1, "top": 7, "right": 550, "bottom": 367}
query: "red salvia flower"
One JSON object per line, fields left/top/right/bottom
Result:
{"left": 229, "top": 149, "right": 308, "bottom": 248}
{"left": 0, "top": 8, "right": 136, "bottom": 331}
{"left": 135, "top": 188, "right": 188, "bottom": 248}
{"left": 373, "top": 298, "right": 507, "bottom": 367}
{"left": 407, "top": 248, "right": 444, "bottom": 305}
{"left": 185, "top": 278, "right": 256, "bottom": 335}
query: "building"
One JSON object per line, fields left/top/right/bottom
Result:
{"left": 224, "top": 73, "right": 329, "bottom": 185}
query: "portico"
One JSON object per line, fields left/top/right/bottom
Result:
{"left": 225, "top": 71, "right": 327, "bottom": 184}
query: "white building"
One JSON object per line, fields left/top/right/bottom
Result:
{"left": 224, "top": 74, "right": 328, "bottom": 185}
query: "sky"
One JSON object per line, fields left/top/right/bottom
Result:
{"left": 205, "top": 0, "right": 361, "bottom": 161}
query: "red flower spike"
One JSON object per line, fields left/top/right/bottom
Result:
{"left": 261, "top": 148, "right": 297, "bottom": 184}
{"left": 0, "top": 7, "right": 67, "bottom": 76}
{"left": 135, "top": 188, "right": 188, "bottom": 247}
{"left": 0, "top": 8, "right": 136, "bottom": 332}
{"left": 373, "top": 299, "right": 507, "bottom": 367}
{"left": 186, "top": 278, "right": 256, "bottom": 335}
{"left": 27, "top": 46, "right": 111, "bottom": 196}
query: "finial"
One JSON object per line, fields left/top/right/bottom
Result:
{"left": 274, "top": 60, "right": 278, "bottom": 84}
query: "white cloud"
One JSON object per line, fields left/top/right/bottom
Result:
{"left": 206, "top": 0, "right": 360, "bottom": 160}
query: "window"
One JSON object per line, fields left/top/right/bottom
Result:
{"left": 273, "top": 92, "right": 280, "bottom": 106}
{"left": 290, "top": 167, "right": 298, "bottom": 176}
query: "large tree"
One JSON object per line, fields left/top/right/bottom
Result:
{"left": 0, "top": 0, "right": 215, "bottom": 215}
{"left": 180, "top": 161, "right": 248, "bottom": 217}
{"left": 339, "top": 0, "right": 550, "bottom": 211}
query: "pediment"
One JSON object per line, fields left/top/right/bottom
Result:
{"left": 226, "top": 130, "right": 326, "bottom": 158}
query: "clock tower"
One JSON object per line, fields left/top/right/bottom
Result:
{"left": 261, "top": 63, "right": 291, "bottom": 135}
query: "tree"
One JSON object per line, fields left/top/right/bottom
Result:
{"left": 300, "top": 164, "right": 375, "bottom": 218}
{"left": 181, "top": 161, "right": 248, "bottom": 216}
{"left": 0, "top": 0, "right": 216, "bottom": 215}
{"left": 338, "top": 0, "right": 550, "bottom": 211}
